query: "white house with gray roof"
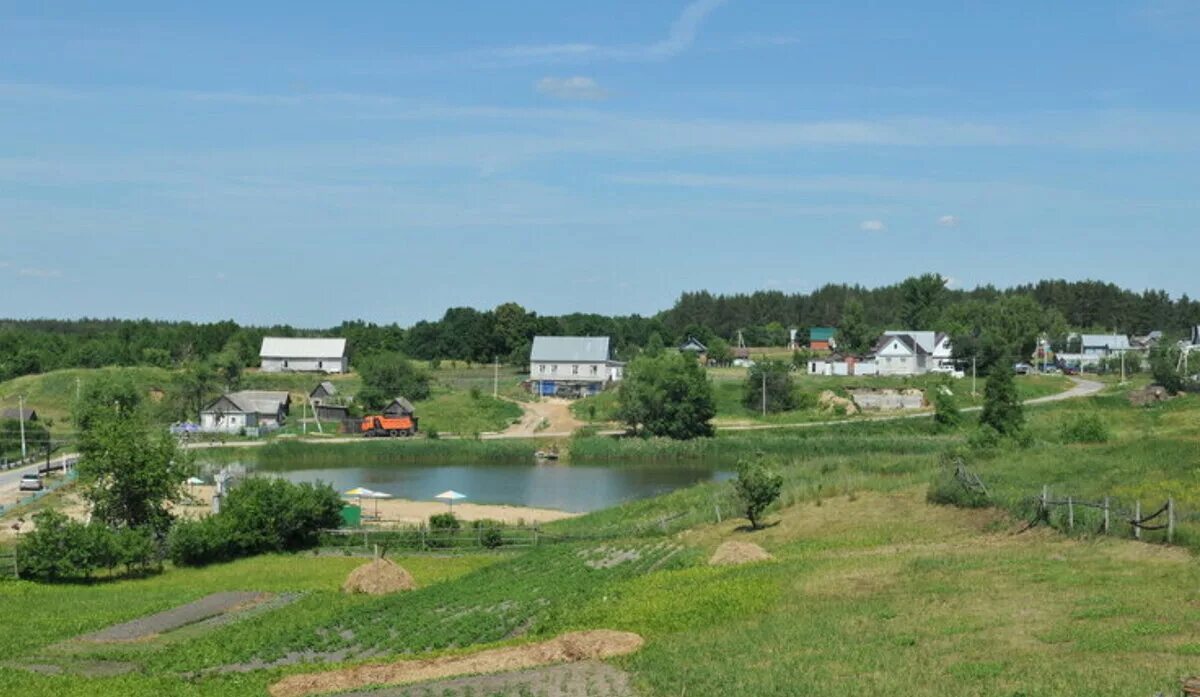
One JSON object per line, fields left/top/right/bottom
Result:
{"left": 199, "top": 390, "right": 291, "bottom": 433}
{"left": 1080, "top": 334, "right": 1132, "bottom": 357}
{"left": 260, "top": 337, "right": 347, "bottom": 373}
{"left": 529, "top": 336, "right": 624, "bottom": 397}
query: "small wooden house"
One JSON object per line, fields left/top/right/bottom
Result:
{"left": 382, "top": 397, "right": 416, "bottom": 417}
{"left": 0, "top": 407, "right": 37, "bottom": 422}
{"left": 309, "top": 381, "right": 338, "bottom": 406}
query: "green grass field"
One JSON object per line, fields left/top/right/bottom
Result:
{"left": 3, "top": 382, "right": 1198, "bottom": 696}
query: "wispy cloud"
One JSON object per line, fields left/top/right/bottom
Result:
{"left": 476, "top": 0, "right": 727, "bottom": 65}
{"left": 937, "top": 214, "right": 960, "bottom": 227}
{"left": 860, "top": 220, "right": 886, "bottom": 232}
{"left": 535, "top": 76, "right": 609, "bottom": 101}
{"left": 17, "top": 267, "right": 62, "bottom": 279}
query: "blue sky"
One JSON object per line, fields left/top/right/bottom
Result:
{"left": 1, "top": 1, "right": 1197, "bottom": 325}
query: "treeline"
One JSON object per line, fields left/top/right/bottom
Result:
{"left": 3, "top": 277, "right": 1198, "bottom": 383}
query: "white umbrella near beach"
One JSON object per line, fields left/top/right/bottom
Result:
{"left": 435, "top": 490, "right": 466, "bottom": 513}
{"left": 344, "top": 487, "right": 393, "bottom": 519}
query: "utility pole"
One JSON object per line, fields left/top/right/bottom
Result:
{"left": 761, "top": 370, "right": 767, "bottom": 417}
{"left": 18, "top": 395, "right": 27, "bottom": 460}
{"left": 971, "top": 357, "right": 977, "bottom": 397}
{"left": 493, "top": 356, "right": 499, "bottom": 398}
{"left": 1120, "top": 350, "right": 1126, "bottom": 384}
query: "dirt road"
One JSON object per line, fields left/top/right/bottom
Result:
{"left": 495, "top": 398, "right": 584, "bottom": 439}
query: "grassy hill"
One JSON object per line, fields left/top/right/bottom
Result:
{"left": 2, "top": 382, "right": 1198, "bottom": 696}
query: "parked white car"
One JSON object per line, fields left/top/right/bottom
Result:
{"left": 19, "top": 473, "right": 43, "bottom": 491}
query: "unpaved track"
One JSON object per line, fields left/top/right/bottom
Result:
{"left": 77, "top": 592, "right": 269, "bottom": 643}
{"left": 496, "top": 398, "right": 584, "bottom": 439}
{"left": 332, "top": 661, "right": 636, "bottom": 697}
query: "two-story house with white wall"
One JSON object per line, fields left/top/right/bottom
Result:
{"left": 529, "top": 336, "right": 624, "bottom": 397}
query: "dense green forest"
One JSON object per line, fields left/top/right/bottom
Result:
{"left": 2, "top": 276, "right": 1197, "bottom": 383}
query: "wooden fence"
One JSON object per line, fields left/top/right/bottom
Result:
{"left": 1033, "top": 485, "right": 1177, "bottom": 543}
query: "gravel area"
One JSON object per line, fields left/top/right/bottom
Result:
{"left": 331, "top": 661, "right": 637, "bottom": 697}
{"left": 77, "top": 591, "right": 270, "bottom": 643}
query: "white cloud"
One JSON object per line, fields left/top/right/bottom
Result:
{"left": 937, "top": 214, "right": 960, "bottom": 227}
{"left": 18, "top": 267, "right": 62, "bottom": 278}
{"left": 535, "top": 76, "right": 609, "bottom": 101}
{"left": 860, "top": 220, "right": 886, "bottom": 232}
{"left": 480, "top": 0, "right": 727, "bottom": 65}
{"left": 945, "top": 276, "right": 961, "bottom": 289}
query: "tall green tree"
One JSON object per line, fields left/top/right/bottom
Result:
{"left": 74, "top": 377, "right": 192, "bottom": 533}
{"left": 900, "top": 273, "right": 949, "bottom": 328}
{"left": 172, "top": 360, "right": 218, "bottom": 420}
{"left": 357, "top": 352, "right": 431, "bottom": 410}
{"left": 744, "top": 360, "right": 798, "bottom": 413}
{"left": 979, "top": 366, "right": 1024, "bottom": 436}
{"left": 616, "top": 352, "right": 715, "bottom": 439}
{"left": 838, "top": 299, "right": 873, "bottom": 353}
{"left": 734, "top": 457, "right": 784, "bottom": 530}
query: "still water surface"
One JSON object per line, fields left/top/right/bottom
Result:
{"left": 209, "top": 459, "right": 731, "bottom": 513}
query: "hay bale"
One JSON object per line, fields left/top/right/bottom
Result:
{"left": 817, "top": 390, "right": 859, "bottom": 415}
{"left": 708, "top": 541, "right": 773, "bottom": 566}
{"left": 342, "top": 558, "right": 416, "bottom": 595}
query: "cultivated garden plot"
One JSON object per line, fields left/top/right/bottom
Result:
{"left": 331, "top": 660, "right": 637, "bottom": 697}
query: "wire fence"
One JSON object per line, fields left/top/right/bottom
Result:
{"left": 1026, "top": 484, "right": 1177, "bottom": 543}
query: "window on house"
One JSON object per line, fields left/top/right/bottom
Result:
{"left": 551, "top": 365, "right": 557, "bottom": 373}
{"left": 283, "top": 360, "right": 289, "bottom": 368}
{"left": 318, "top": 361, "right": 323, "bottom": 369}
{"left": 539, "top": 364, "right": 546, "bottom": 373}
{"left": 573, "top": 365, "right": 579, "bottom": 375}
{"left": 591, "top": 365, "right": 598, "bottom": 375}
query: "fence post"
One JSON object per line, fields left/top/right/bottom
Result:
{"left": 533, "top": 528, "right": 539, "bottom": 546}
{"left": 1041, "top": 485, "right": 1048, "bottom": 522}
{"left": 1134, "top": 501, "right": 1142, "bottom": 541}
{"left": 1103, "top": 497, "right": 1110, "bottom": 535}
{"left": 1168, "top": 497, "right": 1176, "bottom": 544}
{"left": 715, "top": 504, "right": 722, "bottom": 524}
{"left": 1067, "top": 497, "right": 1074, "bottom": 531}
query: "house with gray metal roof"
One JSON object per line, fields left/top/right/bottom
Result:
{"left": 199, "top": 390, "right": 291, "bottom": 434}
{"left": 1080, "top": 334, "right": 1132, "bottom": 357}
{"left": 529, "top": 336, "right": 623, "bottom": 397}
{"left": 260, "top": 337, "right": 347, "bottom": 373}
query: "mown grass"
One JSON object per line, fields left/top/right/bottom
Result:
{"left": 0, "top": 366, "right": 176, "bottom": 435}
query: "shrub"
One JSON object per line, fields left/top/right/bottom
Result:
{"left": 168, "top": 478, "right": 342, "bottom": 567}
{"left": 1061, "top": 413, "right": 1110, "bottom": 444}
{"left": 480, "top": 526, "right": 504, "bottom": 549}
{"left": 926, "top": 467, "right": 989, "bottom": 508}
{"left": 932, "top": 385, "right": 962, "bottom": 429}
{"left": 429, "top": 512, "right": 461, "bottom": 533}
{"left": 17, "top": 510, "right": 159, "bottom": 580}
{"left": 967, "top": 424, "right": 1003, "bottom": 451}
{"left": 733, "top": 457, "right": 784, "bottom": 530}
{"left": 743, "top": 361, "right": 799, "bottom": 413}
{"left": 980, "top": 366, "right": 1024, "bottom": 436}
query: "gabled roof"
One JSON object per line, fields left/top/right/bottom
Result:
{"left": 310, "top": 381, "right": 337, "bottom": 397}
{"left": 203, "top": 390, "right": 290, "bottom": 415}
{"left": 0, "top": 407, "right": 36, "bottom": 421}
{"left": 872, "top": 333, "right": 930, "bottom": 356}
{"left": 383, "top": 397, "right": 416, "bottom": 415}
{"left": 1080, "top": 334, "right": 1131, "bottom": 350}
{"left": 530, "top": 336, "right": 612, "bottom": 363}
{"left": 260, "top": 337, "right": 347, "bottom": 359}
{"left": 679, "top": 336, "right": 708, "bottom": 352}
{"left": 884, "top": 330, "right": 938, "bottom": 354}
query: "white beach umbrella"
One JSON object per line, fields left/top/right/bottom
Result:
{"left": 435, "top": 490, "right": 466, "bottom": 513}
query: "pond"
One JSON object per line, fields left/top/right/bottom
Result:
{"left": 200, "top": 458, "right": 732, "bottom": 513}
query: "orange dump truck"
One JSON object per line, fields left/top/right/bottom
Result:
{"left": 359, "top": 415, "right": 418, "bottom": 437}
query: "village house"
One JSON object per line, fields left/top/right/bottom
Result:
{"left": 870, "top": 331, "right": 955, "bottom": 376}
{"left": 529, "top": 336, "right": 624, "bottom": 397}
{"left": 199, "top": 390, "right": 291, "bottom": 434}
{"left": 259, "top": 337, "right": 348, "bottom": 373}
{"left": 1080, "top": 334, "right": 1132, "bottom": 357}
{"left": 382, "top": 397, "right": 416, "bottom": 417}
{"left": 808, "top": 352, "right": 878, "bottom": 377}
{"left": 309, "top": 381, "right": 338, "bottom": 406}
{"left": 0, "top": 407, "right": 37, "bottom": 422}
{"left": 809, "top": 327, "right": 837, "bottom": 352}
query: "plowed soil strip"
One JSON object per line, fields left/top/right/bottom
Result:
{"left": 333, "top": 661, "right": 637, "bottom": 697}
{"left": 77, "top": 591, "right": 270, "bottom": 643}
{"left": 269, "top": 630, "right": 644, "bottom": 697}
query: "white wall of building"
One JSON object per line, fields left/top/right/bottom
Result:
{"left": 261, "top": 357, "right": 347, "bottom": 373}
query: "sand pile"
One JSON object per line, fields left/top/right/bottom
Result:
{"left": 708, "top": 541, "right": 774, "bottom": 566}
{"left": 818, "top": 390, "right": 859, "bottom": 415}
{"left": 342, "top": 558, "right": 416, "bottom": 595}
{"left": 268, "top": 629, "right": 644, "bottom": 697}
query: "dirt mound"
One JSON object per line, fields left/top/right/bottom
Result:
{"left": 342, "top": 559, "right": 416, "bottom": 595}
{"left": 818, "top": 390, "right": 859, "bottom": 415}
{"left": 1129, "top": 385, "right": 1172, "bottom": 407}
{"left": 268, "top": 630, "right": 644, "bottom": 697}
{"left": 708, "top": 541, "right": 773, "bottom": 566}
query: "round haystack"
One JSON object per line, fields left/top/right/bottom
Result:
{"left": 342, "top": 558, "right": 417, "bottom": 595}
{"left": 708, "top": 541, "right": 773, "bottom": 566}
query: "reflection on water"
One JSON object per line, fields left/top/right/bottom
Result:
{"left": 205, "top": 460, "right": 731, "bottom": 513}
